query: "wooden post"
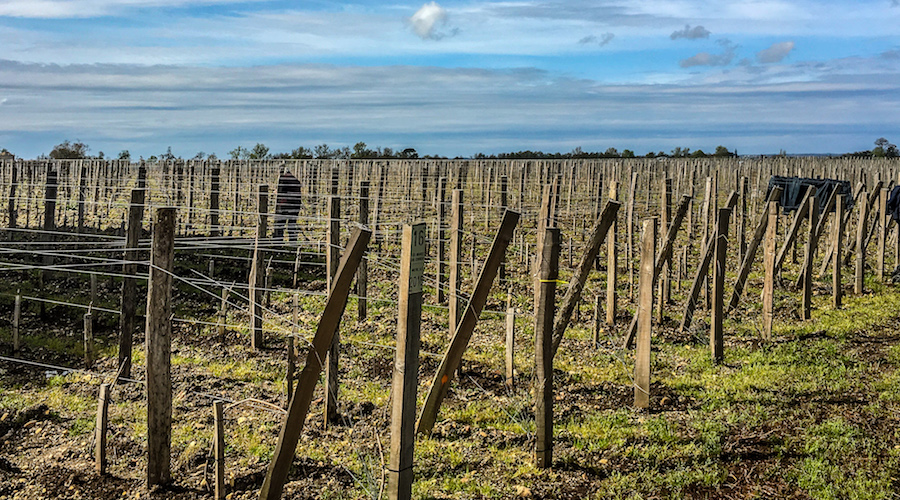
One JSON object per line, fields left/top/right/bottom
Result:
{"left": 12, "top": 293, "right": 20, "bottom": 351}
{"left": 437, "top": 178, "right": 448, "bottom": 303}
{"left": 658, "top": 177, "right": 672, "bottom": 317}
{"left": 627, "top": 171, "right": 637, "bottom": 300}
{"left": 775, "top": 186, "right": 814, "bottom": 276}
{"left": 449, "top": 190, "right": 464, "bottom": 331}
{"left": 711, "top": 208, "right": 729, "bottom": 363}
{"left": 213, "top": 400, "right": 226, "bottom": 500}
{"left": 505, "top": 291, "right": 515, "bottom": 388}
{"left": 856, "top": 189, "right": 868, "bottom": 294}
{"left": 763, "top": 200, "right": 778, "bottom": 341}
{"left": 833, "top": 194, "right": 845, "bottom": 309}
{"left": 802, "top": 194, "right": 819, "bottom": 320}
{"left": 84, "top": 312, "right": 94, "bottom": 369}
{"left": 218, "top": 287, "right": 228, "bottom": 343}
{"left": 416, "top": 210, "right": 520, "bottom": 436}
{"left": 95, "top": 383, "right": 110, "bottom": 475}
{"left": 7, "top": 161, "right": 17, "bottom": 229}
{"left": 387, "top": 223, "right": 426, "bottom": 500}
{"left": 358, "top": 182, "right": 370, "bottom": 321}
{"left": 249, "top": 185, "right": 269, "bottom": 350}
{"left": 738, "top": 176, "right": 748, "bottom": 263}
{"left": 77, "top": 163, "right": 87, "bottom": 233}
{"left": 728, "top": 186, "right": 783, "bottom": 313}
{"left": 325, "top": 195, "right": 341, "bottom": 426}
{"left": 592, "top": 295, "right": 602, "bottom": 347}
{"left": 258, "top": 227, "right": 371, "bottom": 500}
{"left": 607, "top": 181, "right": 619, "bottom": 326}
{"left": 634, "top": 218, "right": 656, "bottom": 410}
{"left": 878, "top": 187, "right": 888, "bottom": 280}
{"left": 146, "top": 207, "right": 176, "bottom": 487}
{"left": 286, "top": 337, "right": 295, "bottom": 399}
{"left": 209, "top": 166, "right": 220, "bottom": 237}
{"left": 118, "top": 189, "right": 145, "bottom": 378}
{"left": 535, "top": 227, "right": 559, "bottom": 469}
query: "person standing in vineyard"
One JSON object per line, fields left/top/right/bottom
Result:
{"left": 274, "top": 166, "right": 303, "bottom": 241}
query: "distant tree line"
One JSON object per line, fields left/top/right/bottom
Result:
{"left": 5, "top": 138, "right": 898, "bottom": 161}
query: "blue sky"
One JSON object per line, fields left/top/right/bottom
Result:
{"left": 0, "top": 0, "right": 899, "bottom": 158}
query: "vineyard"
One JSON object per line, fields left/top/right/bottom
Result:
{"left": 0, "top": 157, "right": 899, "bottom": 499}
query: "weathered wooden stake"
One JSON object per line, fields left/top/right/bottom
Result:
{"left": 95, "top": 383, "right": 110, "bottom": 475}
{"left": 833, "top": 194, "right": 845, "bottom": 309}
{"left": 387, "top": 223, "right": 426, "bottom": 500}
{"left": 249, "top": 185, "right": 269, "bottom": 350}
{"left": 325, "top": 195, "right": 342, "bottom": 425}
{"left": 358, "top": 182, "right": 370, "bottom": 321}
{"left": 84, "top": 312, "right": 94, "bottom": 369}
{"left": 535, "top": 227, "right": 559, "bottom": 469}
{"left": 802, "top": 194, "right": 819, "bottom": 320}
{"left": 258, "top": 227, "right": 371, "bottom": 500}
{"left": 118, "top": 189, "right": 147, "bottom": 378}
{"left": 13, "top": 293, "right": 20, "bottom": 351}
{"left": 711, "top": 208, "right": 730, "bottom": 363}
{"left": 416, "top": 210, "right": 520, "bottom": 436}
{"left": 635, "top": 218, "right": 656, "bottom": 410}
{"left": 505, "top": 291, "right": 515, "bottom": 388}
{"left": 214, "top": 400, "right": 226, "bottom": 500}
{"left": 146, "top": 207, "right": 176, "bottom": 487}
{"left": 763, "top": 201, "right": 778, "bottom": 340}
{"left": 856, "top": 189, "right": 868, "bottom": 294}
{"left": 607, "top": 181, "right": 619, "bottom": 326}
{"left": 449, "top": 189, "right": 464, "bottom": 331}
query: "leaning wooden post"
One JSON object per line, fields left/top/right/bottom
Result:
{"left": 12, "top": 292, "right": 21, "bottom": 351}
{"left": 763, "top": 200, "right": 778, "bottom": 340}
{"left": 249, "top": 185, "right": 269, "bottom": 350}
{"left": 505, "top": 291, "right": 515, "bottom": 388}
{"left": 325, "top": 195, "right": 341, "bottom": 426}
{"left": 416, "top": 210, "right": 520, "bottom": 436}
{"left": 118, "top": 188, "right": 145, "bottom": 379}
{"left": 258, "top": 227, "right": 371, "bottom": 500}
{"left": 856, "top": 189, "right": 868, "bottom": 294}
{"left": 449, "top": 190, "right": 464, "bottom": 331}
{"left": 711, "top": 208, "right": 730, "bottom": 364}
{"left": 358, "top": 182, "right": 370, "bottom": 321}
{"left": 146, "top": 207, "right": 176, "bottom": 487}
{"left": 95, "top": 383, "right": 110, "bottom": 475}
{"left": 387, "top": 223, "right": 426, "bottom": 500}
{"left": 213, "top": 400, "right": 226, "bottom": 500}
{"left": 634, "top": 218, "right": 656, "bottom": 410}
{"left": 727, "top": 186, "right": 784, "bottom": 313}
{"left": 802, "top": 194, "right": 819, "bottom": 320}
{"left": 550, "top": 200, "right": 620, "bottom": 356}
{"left": 607, "top": 181, "right": 619, "bottom": 326}
{"left": 833, "top": 194, "right": 845, "bottom": 309}
{"left": 535, "top": 227, "right": 559, "bottom": 469}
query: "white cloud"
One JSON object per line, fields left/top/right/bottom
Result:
{"left": 670, "top": 25, "right": 711, "bottom": 40}
{"left": 756, "top": 41, "right": 795, "bottom": 63}
{"left": 408, "top": 2, "right": 457, "bottom": 41}
{"left": 0, "top": 0, "right": 263, "bottom": 18}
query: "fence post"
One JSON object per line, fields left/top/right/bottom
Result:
{"left": 387, "top": 223, "right": 426, "bottom": 500}
{"left": 95, "top": 383, "right": 110, "bottom": 475}
{"left": 449, "top": 190, "right": 464, "bottom": 331}
{"left": 763, "top": 201, "right": 778, "bottom": 340}
{"left": 7, "top": 160, "right": 17, "bottom": 229}
{"left": 856, "top": 189, "right": 868, "bottom": 294}
{"left": 635, "top": 218, "right": 656, "bottom": 409}
{"left": 209, "top": 166, "right": 220, "bottom": 237}
{"left": 833, "top": 194, "right": 845, "bottom": 309}
{"left": 535, "top": 227, "right": 559, "bottom": 469}
{"left": 84, "top": 312, "right": 94, "bottom": 369}
{"left": 213, "top": 400, "right": 225, "bottom": 500}
{"left": 607, "top": 181, "right": 619, "bottom": 326}
{"left": 249, "top": 185, "right": 268, "bottom": 350}
{"left": 878, "top": 187, "right": 888, "bottom": 280}
{"left": 711, "top": 208, "right": 730, "bottom": 363}
{"left": 118, "top": 188, "right": 145, "bottom": 379}
{"left": 505, "top": 291, "right": 515, "bottom": 388}
{"left": 358, "top": 181, "right": 370, "bottom": 321}
{"left": 146, "top": 207, "right": 176, "bottom": 487}
{"left": 802, "top": 195, "right": 819, "bottom": 320}
{"left": 325, "top": 195, "right": 341, "bottom": 426}
{"left": 13, "top": 292, "right": 20, "bottom": 351}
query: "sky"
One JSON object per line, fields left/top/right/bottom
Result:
{"left": 0, "top": 0, "right": 899, "bottom": 159}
